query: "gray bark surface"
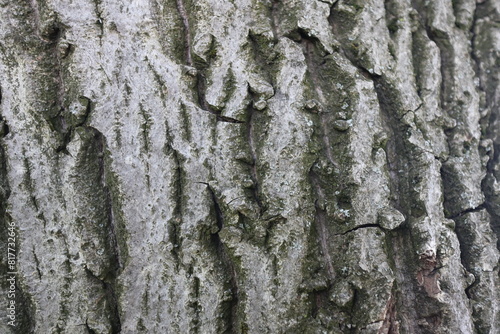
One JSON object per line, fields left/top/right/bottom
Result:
{"left": 0, "top": 0, "right": 499, "bottom": 333}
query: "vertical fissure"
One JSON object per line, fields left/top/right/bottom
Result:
{"left": 299, "top": 34, "right": 338, "bottom": 169}
{"left": 96, "top": 131, "right": 121, "bottom": 271}
{"left": 371, "top": 76, "right": 413, "bottom": 215}
{"left": 174, "top": 0, "right": 192, "bottom": 66}
{"left": 332, "top": 23, "right": 427, "bottom": 334}
{"left": 246, "top": 104, "right": 263, "bottom": 215}
{"left": 105, "top": 279, "right": 122, "bottom": 334}
{"left": 32, "top": 246, "right": 42, "bottom": 281}
{"left": 84, "top": 268, "right": 122, "bottom": 334}
{"left": 410, "top": 0, "right": 452, "bottom": 114}
{"left": 309, "top": 171, "right": 335, "bottom": 283}
{"left": 138, "top": 104, "right": 152, "bottom": 189}
{"left": 92, "top": 0, "right": 104, "bottom": 44}
{"left": 464, "top": 2, "right": 500, "bottom": 332}
{"left": 168, "top": 145, "right": 184, "bottom": 269}
{"left": 25, "top": 2, "right": 76, "bottom": 153}
{"left": 201, "top": 183, "right": 240, "bottom": 333}
{"left": 94, "top": 131, "right": 123, "bottom": 333}
{"left": 190, "top": 273, "right": 201, "bottom": 334}
{"left": 291, "top": 28, "right": 346, "bottom": 291}
{"left": 372, "top": 75, "right": 430, "bottom": 334}
{"left": 471, "top": 1, "right": 500, "bottom": 252}
{"left": 214, "top": 237, "right": 240, "bottom": 334}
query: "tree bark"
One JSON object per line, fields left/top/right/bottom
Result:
{"left": 0, "top": 0, "right": 499, "bottom": 333}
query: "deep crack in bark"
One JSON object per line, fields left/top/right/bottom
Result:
{"left": 309, "top": 171, "right": 336, "bottom": 283}
{"left": 246, "top": 104, "right": 264, "bottom": 215}
{"left": 200, "top": 182, "right": 240, "bottom": 332}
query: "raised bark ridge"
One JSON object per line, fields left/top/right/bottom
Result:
{"left": 0, "top": 0, "right": 499, "bottom": 333}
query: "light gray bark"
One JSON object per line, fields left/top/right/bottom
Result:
{"left": 0, "top": 0, "right": 499, "bottom": 333}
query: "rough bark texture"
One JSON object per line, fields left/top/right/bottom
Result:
{"left": 0, "top": 0, "right": 499, "bottom": 333}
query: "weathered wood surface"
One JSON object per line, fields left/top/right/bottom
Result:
{"left": 0, "top": 0, "right": 499, "bottom": 333}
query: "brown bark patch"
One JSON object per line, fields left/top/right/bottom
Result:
{"left": 416, "top": 251, "right": 442, "bottom": 297}
{"left": 378, "top": 294, "right": 399, "bottom": 334}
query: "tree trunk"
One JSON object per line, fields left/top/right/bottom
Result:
{"left": 0, "top": 0, "right": 499, "bottom": 333}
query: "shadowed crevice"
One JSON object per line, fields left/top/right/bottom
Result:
{"left": 329, "top": 3, "right": 443, "bottom": 331}
{"left": 174, "top": 0, "right": 192, "bottom": 66}
{"left": 246, "top": 103, "right": 264, "bottom": 215}
{"left": 166, "top": 143, "right": 185, "bottom": 269}
{"left": 471, "top": 0, "right": 500, "bottom": 254}
{"left": 309, "top": 170, "right": 335, "bottom": 283}
{"left": 210, "top": 232, "right": 240, "bottom": 334}
{"left": 194, "top": 72, "right": 245, "bottom": 124}
{"left": 84, "top": 268, "right": 122, "bottom": 334}
{"left": 199, "top": 182, "right": 241, "bottom": 332}
{"left": 335, "top": 224, "right": 384, "bottom": 236}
